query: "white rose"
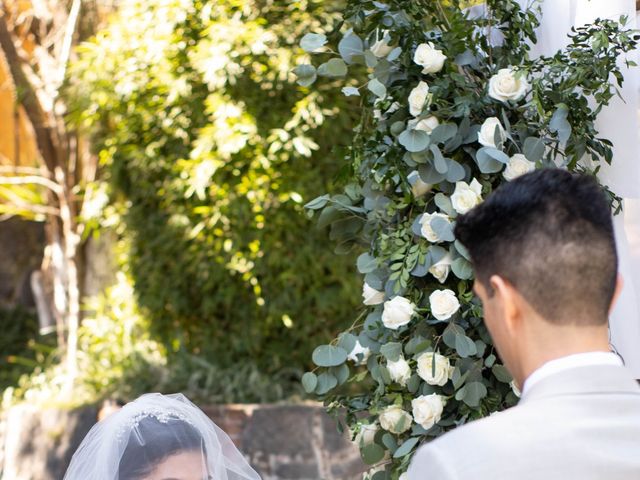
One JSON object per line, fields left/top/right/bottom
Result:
{"left": 428, "top": 253, "right": 452, "bottom": 284}
{"left": 347, "top": 340, "right": 371, "bottom": 365}
{"left": 354, "top": 422, "right": 378, "bottom": 446}
{"left": 379, "top": 405, "right": 413, "bottom": 434}
{"left": 411, "top": 394, "right": 445, "bottom": 430}
{"left": 419, "top": 212, "right": 451, "bottom": 243}
{"left": 503, "top": 153, "right": 535, "bottom": 181}
{"left": 382, "top": 296, "right": 416, "bottom": 330}
{"left": 416, "top": 352, "right": 452, "bottom": 386}
{"left": 488, "top": 68, "right": 529, "bottom": 103}
{"left": 413, "top": 42, "right": 447, "bottom": 74}
{"left": 429, "top": 289, "right": 460, "bottom": 321}
{"left": 370, "top": 32, "right": 394, "bottom": 58}
{"left": 477, "top": 117, "right": 505, "bottom": 148}
{"left": 408, "top": 171, "right": 432, "bottom": 197}
{"left": 399, "top": 474, "right": 408, "bottom": 480}
{"left": 412, "top": 115, "right": 440, "bottom": 134}
{"left": 362, "top": 282, "right": 385, "bottom": 306}
{"left": 408, "top": 81, "right": 430, "bottom": 116}
{"left": 387, "top": 356, "right": 412, "bottom": 386}
{"left": 451, "top": 178, "right": 483, "bottom": 215}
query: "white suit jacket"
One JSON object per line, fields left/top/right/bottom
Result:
{"left": 408, "top": 365, "right": 640, "bottom": 479}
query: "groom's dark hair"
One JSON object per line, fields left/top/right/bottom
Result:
{"left": 454, "top": 168, "right": 617, "bottom": 325}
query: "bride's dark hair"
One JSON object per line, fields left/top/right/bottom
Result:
{"left": 118, "top": 415, "right": 204, "bottom": 479}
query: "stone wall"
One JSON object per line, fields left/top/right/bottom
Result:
{"left": 0, "top": 403, "right": 364, "bottom": 480}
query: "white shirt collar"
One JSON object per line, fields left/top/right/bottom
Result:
{"left": 521, "top": 351, "right": 623, "bottom": 397}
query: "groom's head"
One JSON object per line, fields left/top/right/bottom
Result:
{"left": 454, "top": 169, "right": 621, "bottom": 382}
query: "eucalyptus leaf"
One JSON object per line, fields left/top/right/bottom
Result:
{"left": 312, "top": 345, "right": 348, "bottom": 367}
{"left": 430, "top": 145, "right": 448, "bottom": 174}
{"left": 357, "top": 252, "right": 378, "bottom": 273}
{"left": 399, "top": 130, "right": 430, "bottom": 152}
{"left": 342, "top": 86, "right": 361, "bottom": 97}
{"left": 458, "top": 381, "right": 487, "bottom": 407}
{"left": 300, "top": 33, "right": 327, "bottom": 52}
{"left": 430, "top": 124, "right": 457, "bottom": 144}
{"left": 434, "top": 193, "right": 455, "bottom": 217}
{"left": 301, "top": 372, "right": 318, "bottom": 393}
{"left": 304, "top": 194, "right": 330, "bottom": 210}
{"left": 380, "top": 342, "right": 403, "bottom": 361}
{"left": 430, "top": 216, "right": 455, "bottom": 242}
{"left": 368, "top": 78, "right": 387, "bottom": 98}
{"left": 337, "top": 332, "right": 358, "bottom": 354}
{"left": 476, "top": 147, "right": 505, "bottom": 173}
{"left": 451, "top": 257, "right": 473, "bottom": 280}
{"left": 492, "top": 364, "right": 513, "bottom": 383}
{"left": 361, "top": 442, "right": 386, "bottom": 465}
{"left": 445, "top": 159, "right": 466, "bottom": 182}
{"left": 523, "top": 137, "right": 545, "bottom": 163}
{"left": 339, "top": 34, "right": 364, "bottom": 64}
{"left": 315, "top": 372, "right": 338, "bottom": 395}
{"left": 293, "top": 64, "right": 317, "bottom": 87}
{"left": 418, "top": 163, "right": 446, "bottom": 184}
{"left": 455, "top": 334, "right": 477, "bottom": 358}
{"left": 318, "top": 58, "right": 348, "bottom": 78}
{"left": 393, "top": 436, "right": 420, "bottom": 458}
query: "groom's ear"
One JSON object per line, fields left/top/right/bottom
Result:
{"left": 608, "top": 274, "right": 624, "bottom": 315}
{"left": 489, "top": 274, "right": 521, "bottom": 332}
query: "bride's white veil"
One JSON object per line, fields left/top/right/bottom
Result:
{"left": 63, "top": 393, "right": 261, "bottom": 480}
{"left": 521, "top": 0, "right": 640, "bottom": 377}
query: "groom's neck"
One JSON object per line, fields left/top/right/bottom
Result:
{"left": 515, "top": 322, "right": 611, "bottom": 387}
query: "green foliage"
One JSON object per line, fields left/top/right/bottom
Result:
{"left": 298, "top": 1, "right": 638, "bottom": 477}
{"left": 67, "top": 0, "right": 361, "bottom": 387}
{"left": 0, "top": 306, "right": 53, "bottom": 392}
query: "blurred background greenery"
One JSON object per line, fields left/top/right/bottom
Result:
{"left": 0, "top": 0, "right": 361, "bottom": 408}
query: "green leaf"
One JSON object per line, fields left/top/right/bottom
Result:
{"left": 430, "top": 216, "right": 455, "bottom": 242}
{"left": 304, "top": 194, "right": 330, "bottom": 210}
{"left": 430, "top": 124, "right": 458, "bottom": 144}
{"left": 492, "top": 364, "right": 513, "bottom": 383}
{"left": 549, "top": 104, "right": 571, "bottom": 145}
{"left": 368, "top": 78, "right": 387, "bottom": 98}
{"left": 451, "top": 257, "right": 473, "bottom": 280}
{"left": 430, "top": 145, "right": 448, "bottom": 174}
{"left": 312, "top": 345, "right": 348, "bottom": 367}
{"left": 332, "top": 363, "right": 350, "bottom": 385}
{"left": 315, "top": 372, "right": 338, "bottom": 395}
{"left": 418, "top": 163, "right": 446, "bottom": 183}
{"left": 302, "top": 372, "right": 318, "bottom": 393}
{"left": 318, "top": 58, "right": 348, "bottom": 78}
{"left": 523, "top": 137, "right": 545, "bottom": 163}
{"left": 434, "top": 193, "right": 455, "bottom": 217}
{"left": 293, "top": 64, "right": 317, "bottom": 87}
{"left": 476, "top": 147, "right": 505, "bottom": 173}
{"left": 455, "top": 334, "right": 477, "bottom": 358}
{"left": 300, "top": 33, "right": 327, "bottom": 52}
{"left": 457, "top": 381, "right": 487, "bottom": 407}
{"left": 445, "top": 159, "right": 466, "bottom": 182}
{"left": 399, "top": 130, "right": 430, "bottom": 153}
{"left": 357, "top": 253, "right": 378, "bottom": 274}
{"left": 342, "top": 86, "right": 360, "bottom": 97}
{"left": 381, "top": 433, "right": 398, "bottom": 453}
{"left": 380, "top": 342, "right": 403, "bottom": 362}
{"left": 483, "top": 147, "right": 510, "bottom": 164}
{"left": 337, "top": 332, "right": 358, "bottom": 353}
{"left": 442, "top": 322, "right": 464, "bottom": 349}
{"left": 361, "top": 443, "right": 386, "bottom": 465}
{"left": 393, "top": 436, "right": 421, "bottom": 458}
{"left": 338, "top": 34, "right": 364, "bottom": 64}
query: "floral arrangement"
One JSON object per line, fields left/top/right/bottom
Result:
{"left": 294, "top": 1, "right": 638, "bottom": 478}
